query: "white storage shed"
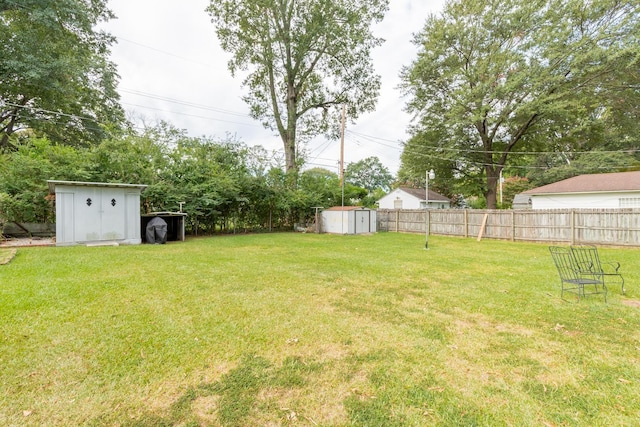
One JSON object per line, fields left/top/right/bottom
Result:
{"left": 321, "top": 206, "right": 377, "bottom": 234}
{"left": 48, "top": 180, "right": 147, "bottom": 246}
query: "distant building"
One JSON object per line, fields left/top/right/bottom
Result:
{"left": 517, "top": 171, "right": 640, "bottom": 209}
{"left": 377, "top": 187, "right": 451, "bottom": 210}
{"left": 512, "top": 193, "right": 532, "bottom": 210}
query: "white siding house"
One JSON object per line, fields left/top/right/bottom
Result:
{"left": 521, "top": 171, "right": 640, "bottom": 209}
{"left": 48, "top": 180, "right": 147, "bottom": 246}
{"left": 377, "top": 187, "right": 451, "bottom": 210}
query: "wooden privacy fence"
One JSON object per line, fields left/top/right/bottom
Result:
{"left": 377, "top": 209, "right": 640, "bottom": 247}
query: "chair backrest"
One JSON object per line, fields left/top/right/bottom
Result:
{"left": 549, "top": 246, "right": 580, "bottom": 281}
{"left": 570, "top": 245, "right": 602, "bottom": 273}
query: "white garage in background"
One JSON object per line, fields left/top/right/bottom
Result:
{"left": 377, "top": 187, "right": 451, "bottom": 210}
{"left": 520, "top": 171, "right": 640, "bottom": 209}
{"left": 48, "top": 180, "right": 147, "bottom": 246}
{"left": 321, "top": 206, "right": 377, "bottom": 234}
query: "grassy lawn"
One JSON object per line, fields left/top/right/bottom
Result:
{"left": 1, "top": 232, "right": 640, "bottom": 426}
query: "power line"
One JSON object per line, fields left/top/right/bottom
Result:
{"left": 116, "top": 37, "right": 216, "bottom": 68}
{"left": 121, "top": 102, "right": 262, "bottom": 128}
{"left": 2, "top": 101, "right": 112, "bottom": 135}
{"left": 347, "top": 129, "right": 640, "bottom": 157}
{"left": 120, "top": 88, "right": 252, "bottom": 119}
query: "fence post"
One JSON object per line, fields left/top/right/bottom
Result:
{"left": 464, "top": 209, "right": 469, "bottom": 238}
{"left": 571, "top": 210, "right": 575, "bottom": 245}
{"left": 395, "top": 210, "right": 399, "bottom": 233}
{"left": 511, "top": 211, "right": 515, "bottom": 241}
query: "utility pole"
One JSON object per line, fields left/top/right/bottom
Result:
{"left": 339, "top": 104, "right": 346, "bottom": 188}
{"left": 425, "top": 169, "right": 435, "bottom": 250}
{"left": 340, "top": 104, "right": 346, "bottom": 234}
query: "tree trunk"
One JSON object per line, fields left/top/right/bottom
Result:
{"left": 0, "top": 107, "right": 18, "bottom": 151}
{"left": 283, "top": 83, "right": 298, "bottom": 184}
{"left": 485, "top": 166, "right": 501, "bottom": 209}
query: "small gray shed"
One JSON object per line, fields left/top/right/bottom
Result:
{"left": 48, "top": 180, "right": 147, "bottom": 246}
{"left": 321, "top": 206, "right": 377, "bottom": 234}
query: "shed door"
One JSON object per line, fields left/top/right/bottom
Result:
{"left": 75, "top": 187, "right": 101, "bottom": 242}
{"left": 355, "top": 210, "right": 370, "bottom": 234}
{"left": 73, "top": 187, "right": 125, "bottom": 242}
{"left": 101, "top": 189, "right": 125, "bottom": 240}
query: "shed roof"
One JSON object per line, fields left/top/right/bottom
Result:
{"left": 141, "top": 212, "right": 188, "bottom": 217}
{"left": 522, "top": 171, "right": 640, "bottom": 195}
{"left": 48, "top": 180, "right": 148, "bottom": 194}
{"left": 324, "top": 206, "right": 370, "bottom": 211}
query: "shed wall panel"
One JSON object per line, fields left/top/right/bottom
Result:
{"left": 56, "top": 192, "right": 75, "bottom": 244}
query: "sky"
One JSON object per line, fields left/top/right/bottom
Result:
{"left": 102, "top": 0, "right": 446, "bottom": 175}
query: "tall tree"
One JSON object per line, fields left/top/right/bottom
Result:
{"left": 207, "top": 0, "right": 388, "bottom": 180}
{"left": 345, "top": 156, "right": 393, "bottom": 193}
{"left": 0, "top": 0, "right": 122, "bottom": 150}
{"left": 401, "top": 0, "right": 640, "bottom": 208}
{"left": 0, "top": 137, "right": 93, "bottom": 223}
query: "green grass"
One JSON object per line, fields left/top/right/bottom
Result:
{"left": 1, "top": 233, "right": 640, "bottom": 426}
{"left": 0, "top": 248, "right": 17, "bottom": 265}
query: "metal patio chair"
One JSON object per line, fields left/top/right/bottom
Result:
{"left": 549, "top": 246, "right": 607, "bottom": 302}
{"left": 570, "top": 245, "right": 625, "bottom": 294}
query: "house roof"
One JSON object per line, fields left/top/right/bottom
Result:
{"left": 397, "top": 187, "right": 451, "bottom": 202}
{"left": 522, "top": 171, "right": 640, "bottom": 195}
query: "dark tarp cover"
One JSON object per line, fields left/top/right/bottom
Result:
{"left": 145, "top": 216, "right": 167, "bottom": 244}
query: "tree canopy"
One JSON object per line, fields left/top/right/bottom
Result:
{"left": 207, "top": 0, "right": 388, "bottom": 179}
{"left": 0, "top": 0, "right": 123, "bottom": 150}
{"left": 345, "top": 156, "right": 393, "bottom": 193}
{"left": 0, "top": 124, "right": 371, "bottom": 230}
{"left": 400, "top": 0, "right": 640, "bottom": 208}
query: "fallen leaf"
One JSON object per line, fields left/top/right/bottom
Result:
{"left": 618, "top": 378, "right": 631, "bottom": 384}
{"left": 23, "top": 410, "right": 32, "bottom": 417}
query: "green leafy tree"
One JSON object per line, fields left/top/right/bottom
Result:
{"left": 500, "top": 176, "right": 534, "bottom": 209}
{"left": 345, "top": 156, "right": 393, "bottom": 193}
{"left": 0, "top": 0, "right": 122, "bottom": 150}
{"left": 360, "top": 187, "right": 386, "bottom": 209}
{"left": 526, "top": 150, "right": 640, "bottom": 187}
{"left": 207, "top": 0, "right": 388, "bottom": 180}
{"left": 401, "top": 0, "right": 640, "bottom": 208}
{"left": 0, "top": 137, "right": 92, "bottom": 223}
{"left": 299, "top": 168, "right": 340, "bottom": 207}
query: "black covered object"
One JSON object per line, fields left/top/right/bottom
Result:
{"left": 145, "top": 216, "right": 168, "bottom": 244}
